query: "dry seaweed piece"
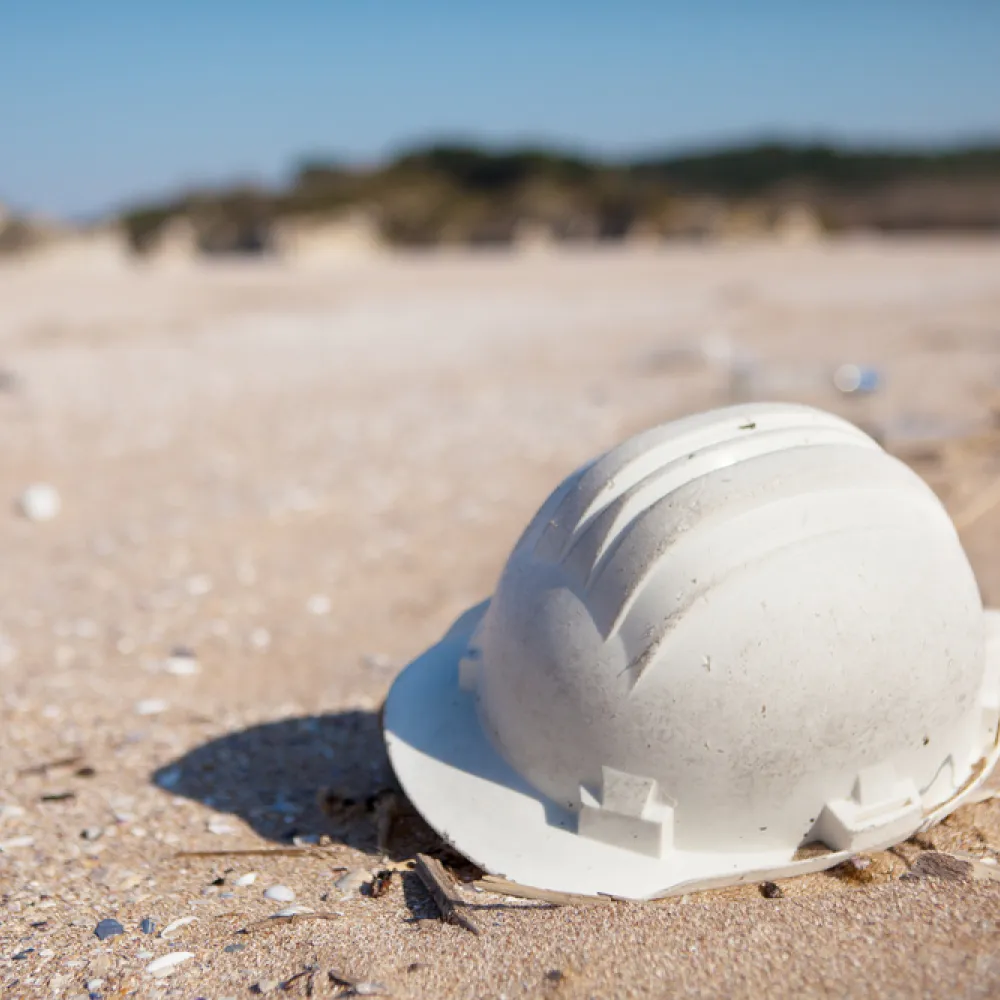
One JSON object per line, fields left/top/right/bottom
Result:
{"left": 901, "top": 850, "right": 1000, "bottom": 884}
{"left": 901, "top": 851, "right": 972, "bottom": 882}
{"left": 367, "top": 869, "right": 395, "bottom": 898}
{"left": 829, "top": 855, "right": 875, "bottom": 884}
{"left": 414, "top": 853, "right": 481, "bottom": 934}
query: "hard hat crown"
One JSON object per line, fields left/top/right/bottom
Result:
{"left": 385, "top": 403, "right": 1000, "bottom": 897}
{"left": 466, "top": 404, "right": 991, "bottom": 855}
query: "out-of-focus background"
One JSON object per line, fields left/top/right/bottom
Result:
{"left": 3, "top": 3, "right": 1000, "bottom": 255}
{"left": 3, "top": 5, "right": 1000, "bottom": 999}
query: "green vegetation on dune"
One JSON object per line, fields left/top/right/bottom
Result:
{"left": 118, "top": 140, "right": 1000, "bottom": 252}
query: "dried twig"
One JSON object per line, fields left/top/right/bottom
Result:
{"left": 474, "top": 874, "right": 614, "bottom": 907}
{"left": 371, "top": 790, "right": 402, "bottom": 852}
{"left": 414, "top": 853, "right": 480, "bottom": 935}
{"left": 954, "top": 475, "right": 1000, "bottom": 533}
{"left": 39, "top": 791, "right": 76, "bottom": 803}
{"left": 329, "top": 970, "right": 389, "bottom": 996}
{"left": 175, "top": 847, "right": 341, "bottom": 859}
{"left": 247, "top": 912, "right": 343, "bottom": 931}
{"left": 17, "top": 755, "right": 84, "bottom": 777}
{"left": 281, "top": 966, "right": 316, "bottom": 993}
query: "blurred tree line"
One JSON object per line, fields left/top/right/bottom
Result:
{"left": 119, "top": 141, "right": 1000, "bottom": 253}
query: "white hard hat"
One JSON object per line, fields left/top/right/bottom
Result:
{"left": 383, "top": 402, "right": 1000, "bottom": 899}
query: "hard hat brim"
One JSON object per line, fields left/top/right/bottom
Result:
{"left": 384, "top": 601, "right": 999, "bottom": 899}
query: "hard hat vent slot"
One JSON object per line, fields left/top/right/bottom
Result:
{"left": 535, "top": 404, "right": 877, "bottom": 564}
{"left": 578, "top": 766, "right": 675, "bottom": 858}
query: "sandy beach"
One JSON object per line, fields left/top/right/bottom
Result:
{"left": 1, "top": 239, "right": 999, "bottom": 999}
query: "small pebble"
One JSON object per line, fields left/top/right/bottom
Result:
{"left": 135, "top": 698, "right": 169, "bottom": 716}
{"left": 759, "top": 881, "right": 783, "bottom": 899}
{"left": 263, "top": 884, "right": 295, "bottom": 902}
{"left": 249, "top": 627, "right": 271, "bottom": 650}
{"left": 0, "top": 835, "right": 35, "bottom": 851}
{"left": 223, "top": 943, "right": 245, "bottom": 954}
{"left": 0, "top": 635, "right": 16, "bottom": 666}
{"left": 74, "top": 618, "right": 99, "bottom": 639}
{"left": 353, "top": 982, "right": 389, "bottom": 996}
{"left": 140, "top": 918, "right": 156, "bottom": 934}
{"left": 306, "top": 593, "right": 331, "bottom": 616}
{"left": 165, "top": 649, "right": 200, "bottom": 676}
{"left": 145, "top": 951, "right": 194, "bottom": 978}
{"left": 137, "top": 949, "right": 154, "bottom": 960}
{"left": 17, "top": 483, "right": 61, "bottom": 522}
{"left": 81, "top": 826, "right": 105, "bottom": 842}
{"left": 94, "top": 918, "right": 124, "bottom": 940}
{"left": 185, "top": 574, "right": 212, "bottom": 596}
{"left": 234, "top": 872, "right": 257, "bottom": 887}
{"left": 207, "top": 818, "right": 235, "bottom": 835}
{"left": 0, "top": 803, "right": 26, "bottom": 820}
{"left": 255, "top": 980, "right": 280, "bottom": 995}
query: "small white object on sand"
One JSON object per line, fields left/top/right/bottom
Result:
{"left": 306, "top": 593, "right": 332, "bottom": 616}
{"left": 334, "top": 868, "right": 371, "bottom": 895}
{"left": 0, "top": 835, "right": 35, "bottom": 851}
{"left": 135, "top": 698, "right": 169, "bottom": 716}
{"left": 160, "top": 915, "right": 197, "bottom": 940}
{"left": 17, "top": 483, "right": 61, "bottom": 522}
{"left": 145, "top": 952, "right": 194, "bottom": 978}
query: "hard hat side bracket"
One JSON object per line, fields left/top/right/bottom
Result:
{"left": 578, "top": 765, "right": 675, "bottom": 858}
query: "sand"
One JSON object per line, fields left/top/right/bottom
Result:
{"left": 0, "top": 239, "right": 999, "bottom": 999}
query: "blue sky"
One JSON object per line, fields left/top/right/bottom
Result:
{"left": 3, "top": 1, "right": 999, "bottom": 218}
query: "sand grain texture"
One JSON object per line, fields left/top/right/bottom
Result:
{"left": 1, "top": 242, "right": 999, "bottom": 998}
